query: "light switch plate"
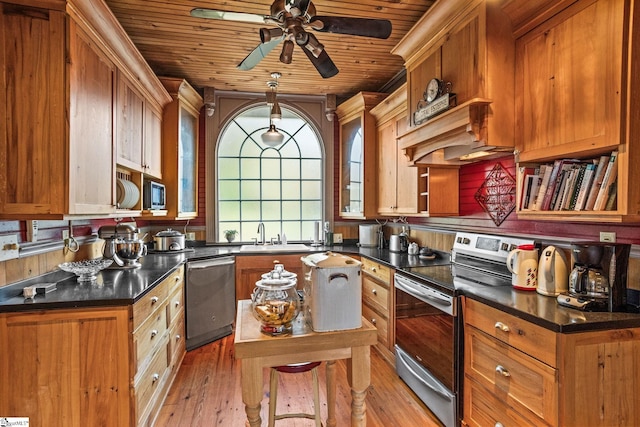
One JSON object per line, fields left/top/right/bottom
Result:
{"left": 334, "top": 233, "right": 343, "bottom": 244}
{"left": 0, "top": 234, "right": 19, "bottom": 261}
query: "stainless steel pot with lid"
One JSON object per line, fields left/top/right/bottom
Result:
{"left": 153, "top": 228, "right": 186, "bottom": 251}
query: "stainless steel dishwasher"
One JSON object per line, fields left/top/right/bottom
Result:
{"left": 186, "top": 256, "right": 236, "bottom": 350}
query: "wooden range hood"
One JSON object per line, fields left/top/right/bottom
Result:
{"left": 392, "top": 0, "right": 516, "bottom": 165}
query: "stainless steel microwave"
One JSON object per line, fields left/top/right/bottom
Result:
{"left": 143, "top": 180, "right": 166, "bottom": 210}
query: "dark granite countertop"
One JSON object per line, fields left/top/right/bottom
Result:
{"left": 455, "top": 282, "right": 640, "bottom": 333}
{"left": 2, "top": 243, "right": 640, "bottom": 334}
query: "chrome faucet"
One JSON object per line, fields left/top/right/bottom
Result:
{"left": 257, "top": 222, "right": 265, "bottom": 245}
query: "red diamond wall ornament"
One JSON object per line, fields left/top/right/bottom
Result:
{"left": 474, "top": 163, "right": 516, "bottom": 226}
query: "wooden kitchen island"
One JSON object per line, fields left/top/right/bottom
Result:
{"left": 234, "top": 300, "right": 377, "bottom": 427}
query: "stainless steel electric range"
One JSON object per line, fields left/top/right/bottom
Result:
{"left": 394, "top": 232, "right": 535, "bottom": 427}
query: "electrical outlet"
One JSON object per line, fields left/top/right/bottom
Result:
{"left": 62, "top": 229, "right": 70, "bottom": 241}
{"left": 334, "top": 233, "right": 343, "bottom": 244}
{"left": 0, "top": 234, "right": 19, "bottom": 261}
{"left": 27, "top": 220, "right": 38, "bottom": 242}
{"left": 600, "top": 231, "right": 616, "bottom": 243}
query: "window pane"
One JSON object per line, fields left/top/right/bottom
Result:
{"left": 279, "top": 139, "right": 301, "bottom": 158}
{"left": 282, "top": 160, "right": 301, "bottom": 180}
{"left": 219, "top": 180, "right": 240, "bottom": 200}
{"left": 218, "top": 122, "right": 243, "bottom": 157}
{"left": 261, "top": 180, "right": 281, "bottom": 199}
{"left": 301, "top": 180, "right": 321, "bottom": 199}
{"left": 262, "top": 158, "right": 281, "bottom": 179}
{"left": 241, "top": 180, "right": 260, "bottom": 199}
{"left": 301, "top": 159, "right": 322, "bottom": 179}
{"left": 302, "top": 201, "right": 322, "bottom": 219}
{"left": 241, "top": 158, "right": 260, "bottom": 179}
{"left": 282, "top": 201, "right": 301, "bottom": 219}
{"left": 262, "top": 201, "right": 281, "bottom": 220}
{"left": 298, "top": 126, "right": 322, "bottom": 158}
{"left": 282, "top": 181, "right": 300, "bottom": 200}
{"left": 218, "top": 158, "right": 239, "bottom": 179}
{"left": 241, "top": 201, "right": 260, "bottom": 220}
{"left": 219, "top": 201, "right": 239, "bottom": 219}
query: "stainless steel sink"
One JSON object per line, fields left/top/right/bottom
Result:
{"left": 238, "top": 244, "right": 313, "bottom": 253}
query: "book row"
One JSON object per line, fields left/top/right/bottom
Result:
{"left": 518, "top": 151, "right": 618, "bottom": 212}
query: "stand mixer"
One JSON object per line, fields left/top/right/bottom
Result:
{"left": 98, "top": 224, "right": 147, "bottom": 268}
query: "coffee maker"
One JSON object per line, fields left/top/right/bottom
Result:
{"left": 557, "top": 242, "right": 630, "bottom": 312}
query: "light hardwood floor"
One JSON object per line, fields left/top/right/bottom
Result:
{"left": 156, "top": 333, "right": 443, "bottom": 426}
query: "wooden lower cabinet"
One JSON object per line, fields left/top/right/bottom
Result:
{"left": 463, "top": 298, "right": 640, "bottom": 427}
{"left": 361, "top": 257, "right": 394, "bottom": 363}
{"left": 0, "top": 265, "right": 185, "bottom": 427}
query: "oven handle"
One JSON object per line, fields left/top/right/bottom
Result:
{"left": 396, "top": 350, "right": 452, "bottom": 401}
{"left": 395, "top": 277, "right": 452, "bottom": 308}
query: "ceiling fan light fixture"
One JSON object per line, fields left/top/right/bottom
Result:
{"left": 304, "top": 33, "right": 324, "bottom": 58}
{"left": 280, "top": 39, "right": 294, "bottom": 64}
{"left": 261, "top": 123, "right": 284, "bottom": 146}
{"left": 260, "top": 27, "right": 283, "bottom": 43}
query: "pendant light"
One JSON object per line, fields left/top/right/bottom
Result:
{"left": 261, "top": 72, "right": 284, "bottom": 146}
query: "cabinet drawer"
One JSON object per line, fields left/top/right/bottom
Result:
{"left": 134, "top": 334, "right": 169, "bottom": 424}
{"left": 132, "top": 266, "right": 184, "bottom": 331}
{"left": 362, "top": 275, "right": 389, "bottom": 313}
{"left": 362, "top": 303, "right": 389, "bottom": 347}
{"left": 361, "top": 257, "right": 391, "bottom": 284}
{"left": 134, "top": 306, "right": 168, "bottom": 375}
{"left": 166, "top": 286, "right": 184, "bottom": 326}
{"left": 465, "top": 298, "right": 556, "bottom": 366}
{"left": 464, "top": 377, "right": 549, "bottom": 427}
{"left": 466, "top": 326, "right": 558, "bottom": 424}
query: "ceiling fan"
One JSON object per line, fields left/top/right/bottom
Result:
{"left": 191, "top": 0, "right": 392, "bottom": 78}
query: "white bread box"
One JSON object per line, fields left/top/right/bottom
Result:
{"left": 301, "top": 252, "right": 362, "bottom": 332}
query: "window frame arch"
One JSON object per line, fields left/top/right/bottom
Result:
{"left": 214, "top": 101, "right": 326, "bottom": 243}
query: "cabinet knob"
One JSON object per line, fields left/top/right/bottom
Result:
{"left": 174, "top": 300, "right": 180, "bottom": 307}
{"left": 372, "top": 289, "right": 377, "bottom": 295}
{"left": 152, "top": 373, "right": 160, "bottom": 382}
{"left": 151, "top": 296, "right": 159, "bottom": 304}
{"left": 176, "top": 334, "right": 181, "bottom": 340}
{"left": 371, "top": 267, "right": 377, "bottom": 272}
{"left": 495, "top": 423, "right": 504, "bottom": 427}
{"left": 494, "top": 322, "right": 510, "bottom": 333}
{"left": 151, "top": 329, "right": 158, "bottom": 338}
{"left": 495, "top": 365, "right": 511, "bottom": 377}
{"left": 370, "top": 318, "right": 377, "bottom": 325}
{"left": 174, "top": 275, "right": 180, "bottom": 282}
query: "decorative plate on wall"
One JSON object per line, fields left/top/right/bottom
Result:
{"left": 474, "top": 163, "right": 516, "bottom": 226}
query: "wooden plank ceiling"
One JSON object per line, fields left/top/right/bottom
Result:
{"left": 104, "top": 0, "right": 434, "bottom": 99}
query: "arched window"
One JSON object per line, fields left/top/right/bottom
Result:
{"left": 217, "top": 105, "right": 324, "bottom": 242}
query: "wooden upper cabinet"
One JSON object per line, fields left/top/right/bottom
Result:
{"left": 511, "top": 0, "right": 640, "bottom": 222}
{"left": 515, "top": 0, "right": 624, "bottom": 161}
{"left": 392, "top": 0, "right": 515, "bottom": 164}
{"left": 144, "top": 103, "right": 163, "bottom": 179}
{"left": 0, "top": 0, "right": 170, "bottom": 219}
{"left": 0, "top": 4, "right": 115, "bottom": 217}
{"left": 372, "top": 85, "right": 419, "bottom": 216}
{"left": 116, "top": 71, "right": 164, "bottom": 179}
{"left": 158, "top": 78, "right": 203, "bottom": 220}
{"left": 336, "top": 92, "right": 388, "bottom": 219}
{"left": 116, "top": 73, "right": 145, "bottom": 171}
{"left": 372, "top": 84, "right": 459, "bottom": 217}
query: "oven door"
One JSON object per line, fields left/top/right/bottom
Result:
{"left": 394, "top": 273, "right": 456, "bottom": 390}
{"left": 394, "top": 273, "right": 458, "bottom": 427}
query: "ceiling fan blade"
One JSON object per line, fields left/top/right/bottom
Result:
{"left": 309, "top": 16, "right": 392, "bottom": 39}
{"left": 238, "top": 38, "right": 283, "bottom": 71}
{"left": 301, "top": 46, "right": 338, "bottom": 79}
{"left": 190, "top": 8, "right": 267, "bottom": 24}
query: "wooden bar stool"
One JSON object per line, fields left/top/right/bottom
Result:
{"left": 268, "top": 361, "right": 323, "bottom": 427}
